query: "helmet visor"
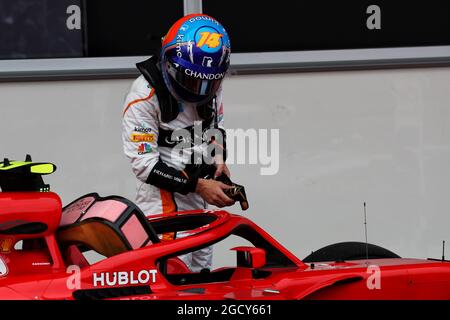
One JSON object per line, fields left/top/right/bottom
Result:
{"left": 165, "top": 59, "right": 223, "bottom": 99}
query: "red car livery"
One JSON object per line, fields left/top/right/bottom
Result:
{"left": 0, "top": 158, "right": 449, "bottom": 300}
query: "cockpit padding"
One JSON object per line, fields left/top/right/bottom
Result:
{"left": 57, "top": 193, "right": 159, "bottom": 258}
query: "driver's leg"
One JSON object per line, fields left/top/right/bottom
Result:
{"left": 190, "top": 245, "right": 213, "bottom": 272}
{"left": 178, "top": 251, "right": 193, "bottom": 270}
{"left": 178, "top": 245, "right": 212, "bottom": 273}
{"left": 174, "top": 193, "right": 212, "bottom": 272}
{"left": 175, "top": 230, "right": 194, "bottom": 270}
{"left": 175, "top": 231, "right": 213, "bottom": 272}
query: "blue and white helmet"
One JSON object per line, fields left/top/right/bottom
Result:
{"left": 161, "top": 14, "right": 231, "bottom": 105}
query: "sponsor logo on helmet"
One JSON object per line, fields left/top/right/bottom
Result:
{"left": 202, "top": 56, "right": 213, "bottom": 67}
{"left": 176, "top": 34, "right": 184, "bottom": 58}
{"left": 185, "top": 68, "right": 225, "bottom": 80}
{"left": 188, "top": 16, "right": 219, "bottom": 25}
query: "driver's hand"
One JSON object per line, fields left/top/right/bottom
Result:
{"left": 196, "top": 178, "right": 235, "bottom": 208}
{"left": 213, "top": 154, "right": 230, "bottom": 179}
{"left": 214, "top": 163, "right": 230, "bottom": 179}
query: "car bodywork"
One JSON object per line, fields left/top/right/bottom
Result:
{"left": 0, "top": 191, "right": 449, "bottom": 300}
{"left": 0, "top": 158, "right": 449, "bottom": 300}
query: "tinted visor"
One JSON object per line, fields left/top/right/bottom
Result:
{"left": 166, "top": 60, "right": 223, "bottom": 98}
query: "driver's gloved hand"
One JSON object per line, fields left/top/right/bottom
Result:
{"left": 185, "top": 163, "right": 249, "bottom": 211}
{"left": 214, "top": 173, "right": 248, "bottom": 211}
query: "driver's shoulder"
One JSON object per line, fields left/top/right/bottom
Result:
{"left": 129, "top": 75, "right": 157, "bottom": 100}
{"left": 123, "top": 76, "right": 160, "bottom": 117}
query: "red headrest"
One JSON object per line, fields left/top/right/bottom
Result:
{"left": 0, "top": 192, "right": 62, "bottom": 240}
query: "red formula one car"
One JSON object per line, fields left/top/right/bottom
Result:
{"left": 0, "top": 157, "right": 449, "bottom": 300}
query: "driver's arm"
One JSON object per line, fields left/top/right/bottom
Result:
{"left": 122, "top": 84, "right": 198, "bottom": 195}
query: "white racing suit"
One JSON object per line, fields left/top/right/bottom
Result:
{"left": 122, "top": 75, "right": 225, "bottom": 272}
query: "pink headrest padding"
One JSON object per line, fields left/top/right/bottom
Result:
{"left": 81, "top": 200, "right": 127, "bottom": 223}
{"left": 120, "top": 215, "right": 148, "bottom": 249}
{"left": 61, "top": 196, "right": 95, "bottom": 226}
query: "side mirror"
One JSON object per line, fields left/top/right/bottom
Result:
{"left": 231, "top": 246, "right": 266, "bottom": 269}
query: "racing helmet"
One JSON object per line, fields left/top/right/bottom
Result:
{"left": 161, "top": 14, "right": 231, "bottom": 105}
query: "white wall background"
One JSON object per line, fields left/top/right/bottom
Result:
{"left": 1, "top": 67, "right": 449, "bottom": 262}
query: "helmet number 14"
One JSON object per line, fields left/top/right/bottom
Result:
{"left": 196, "top": 32, "right": 223, "bottom": 49}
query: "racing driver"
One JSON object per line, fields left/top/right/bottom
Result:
{"left": 122, "top": 14, "right": 234, "bottom": 271}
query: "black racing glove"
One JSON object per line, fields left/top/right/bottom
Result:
{"left": 185, "top": 163, "right": 249, "bottom": 211}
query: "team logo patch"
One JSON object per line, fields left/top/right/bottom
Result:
{"left": 131, "top": 133, "right": 155, "bottom": 143}
{"left": 195, "top": 26, "right": 223, "bottom": 53}
{"left": 137, "top": 143, "right": 152, "bottom": 155}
